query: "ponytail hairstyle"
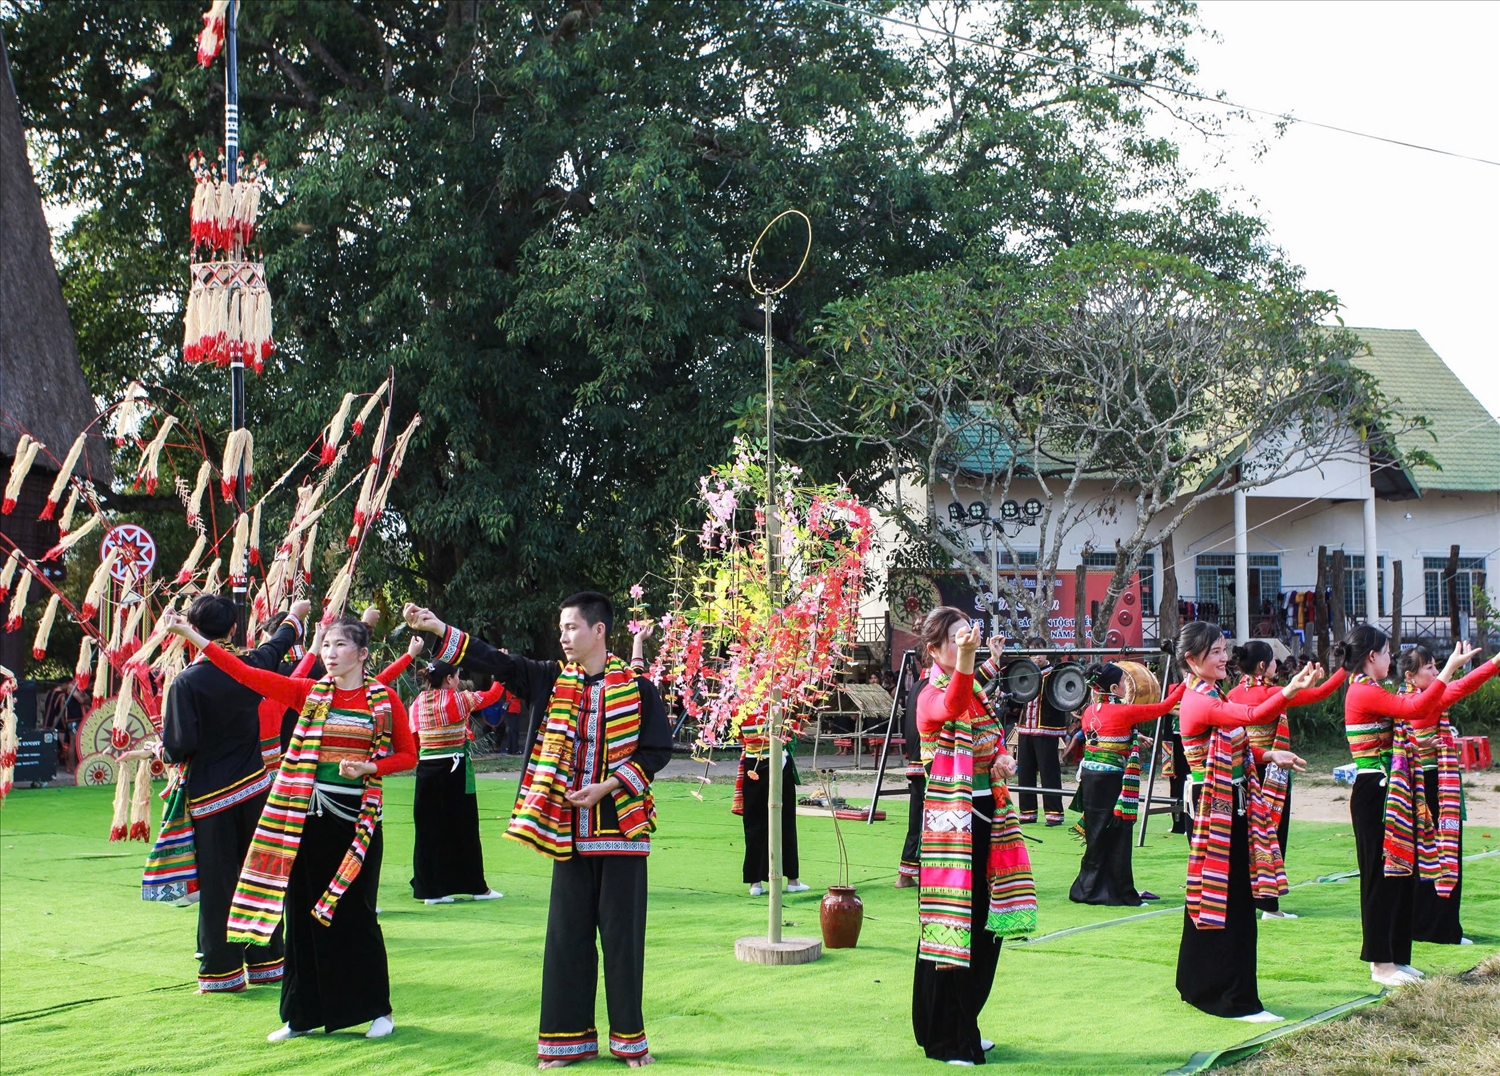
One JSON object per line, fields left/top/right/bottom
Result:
{"left": 1397, "top": 644, "right": 1434, "bottom": 682}
{"left": 322, "top": 615, "right": 371, "bottom": 665}
{"left": 426, "top": 660, "right": 458, "bottom": 689}
{"left": 1085, "top": 662, "right": 1125, "bottom": 694}
{"left": 920, "top": 606, "right": 971, "bottom": 667}
{"left": 1232, "top": 640, "right": 1275, "bottom": 679}
{"left": 1331, "top": 623, "right": 1388, "bottom": 673}
{"left": 1176, "top": 622, "right": 1222, "bottom": 676}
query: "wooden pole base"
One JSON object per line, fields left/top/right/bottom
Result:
{"left": 734, "top": 936, "right": 822, "bottom": 965}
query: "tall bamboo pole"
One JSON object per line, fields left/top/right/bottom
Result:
{"left": 223, "top": 0, "right": 249, "bottom": 642}
{"left": 763, "top": 289, "right": 784, "bottom": 944}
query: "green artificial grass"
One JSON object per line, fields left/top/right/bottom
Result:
{"left": 1, "top": 780, "right": 1495, "bottom": 1075}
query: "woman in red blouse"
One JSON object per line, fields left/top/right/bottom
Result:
{"left": 1226, "top": 641, "right": 1348, "bottom": 919}
{"left": 164, "top": 610, "right": 415, "bottom": 1042}
{"left": 1174, "top": 623, "right": 1316, "bottom": 1023}
{"left": 910, "top": 608, "right": 1017, "bottom": 1066}
{"left": 1397, "top": 644, "right": 1499, "bottom": 945}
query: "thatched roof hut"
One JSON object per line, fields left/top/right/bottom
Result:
{"left": 1, "top": 34, "right": 112, "bottom": 483}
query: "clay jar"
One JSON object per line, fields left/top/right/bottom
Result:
{"left": 819, "top": 885, "right": 864, "bottom": 948}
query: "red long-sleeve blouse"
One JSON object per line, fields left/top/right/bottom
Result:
{"left": 1179, "top": 681, "right": 1288, "bottom": 777}
{"left": 205, "top": 643, "right": 416, "bottom": 776}
{"left": 1082, "top": 681, "right": 1187, "bottom": 736}
{"left": 256, "top": 650, "right": 416, "bottom": 747}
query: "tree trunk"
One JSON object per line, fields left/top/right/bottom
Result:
{"left": 1074, "top": 562, "right": 1088, "bottom": 648}
{"left": 1390, "top": 560, "right": 1403, "bottom": 653}
{"left": 1446, "top": 544, "right": 1461, "bottom": 645}
{"left": 1158, "top": 533, "right": 1179, "bottom": 648}
{"left": 1089, "top": 600, "right": 1101, "bottom": 645}
{"left": 1330, "top": 549, "right": 1347, "bottom": 644}
{"left": 1315, "top": 545, "right": 1329, "bottom": 661}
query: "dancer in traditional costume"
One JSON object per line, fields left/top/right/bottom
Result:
{"left": 1336, "top": 625, "right": 1477, "bottom": 985}
{"left": 733, "top": 712, "right": 809, "bottom": 897}
{"left": 910, "top": 608, "right": 1035, "bottom": 1066}
{"left": 1069, "top": 665, "right": 1186, "bottom": 907}
{"left": 161, "top": 610, "right": 416, "bottom": 1040}
{"left": 1227, "top": 642, "right": 1348, "bottom": 919}
{"left": 1174, "top": 623, "right": 1317, "bottom": 1022}
{"left": 1398, "top": 644, "right": 1499, "bottom": 945}
{"left": 156, "top": 595, "right": 309, "bottom": 993}
{"left": 408, "top": 661, "right": 518, "bottom": 904}
{"left": 405, "top": 593, "right": 671, "bottom": 1068}
{"left": 1011, "top": 656, "right": 1068, "bottom": 827}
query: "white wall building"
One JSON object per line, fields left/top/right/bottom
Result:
{"left": 860, "top": 329, "right": 1500, "bottom": 652}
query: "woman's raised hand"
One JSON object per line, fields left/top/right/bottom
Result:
{"left": 407, "top": 635, "right": 425, "bottom": 658}
{"left": 1267, "top": 749, "right": 1307, "bottom": 773}
{"left": 1443, "top": 641, "right": 1478, "bottom": 678}
{"left": 1282, "top": 661, "right": 1322, "bottom": 698}
{"left": 159, "top": 609, "right": 207, "bottom": 648}
{"left": 986, "top": 634, "right": 1006, "bottom": 659}
{"left": 402, "top": 602, "right": 445, "bottom": 634}
{"left": 954, "top": 622, "right": 981, "bottom": 657}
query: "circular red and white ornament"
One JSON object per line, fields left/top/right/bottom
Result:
{"left": 100, "top": 524, "right": 157, "bottom": 584}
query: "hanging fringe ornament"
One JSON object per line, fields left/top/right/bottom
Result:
{"left": 368, "top": 415, "right": 422, "bottom": 529}
{"left": 92, "top": 643, "right": 111, "bottom": 705}
{"left": 31, "top": 594, "right": 61, "bottom": 660}
{"left": 248, "top": 501, "right": 262, "bottom": 566}
{"left": 227, "top": 512, "right": 250, "bottom": 587}
{"left": 128, "top": 756, "right": 154, "bottom": 840}
{"left": 112, "top": 382, "right": 149, "bottom": 447}
{"left": 111, "top": 671, "right": 136, "bottom": 747}
{"left": 219, "top": 428, "right": 253, "bottom": 502}
{"left": 3, "top": 434, "right": 42, "bottom": 515}
{"left": 0, "top": 549, "right": 19, "bottom": 603}
{"left": 108, "top": 758, "right": 131, "bottom": 840}
{"left": 133, "top": 416, "right": 177, "bottom": 494}
{"left": 185, "top": 459, "right": 212, "bottom": 527}
{"left": 152, "top": 633, "right": 188, "bottom": 681}
{"left": 196, "top": 0, "right": 229, "bottom": 67}
{"left": 366, "top": 407, "right": 390, "bottom": 466}
{"left": 0, "top": 669, "right": 17, "bottom": 802}
{"left": 348, "top": 463, "right": 378, "bottom": 546}
{"left": 300, "top": 522, "right": 319, "bottom": 587}
{"left": 120, "top": 601, "right": 147, "bottom": 661}
{"left": 321, "top": 560, "right": 353, "bottom": 624}
{"left": 129, "top": 600, "right": 175, "bottom": 674}
{"left": 40, "top": 433, "right": 87, "bottom": 520}
{"left": 321, "top": 393, "right": 355, "bottom": 466}
{"left": 74, "top": 634, "right": 96, "bottom": 692}
{"left": 201, "top": 558, "right": 223, "bottom": 596}
{"left": 56, "top": 486, "right": 81, "bottom": 536}
{"left": 106, "top": 602, "right": 126, "bottom": 653}
{"left": 82, "top": 549, "right": 119, "bottom": 621}
{"left": 42, "top": 511, "right": 101, "bottom": 561}
{"left": 175, "top": 534, "right": 207, "bottom": 586}
{"left": 5, "top": 568, "right": 33, "bottom": 631}
{"left": 351, "top": 382, "right": 388, "bottom": 437}
{"left": 245, "top": 586, "right": 264, "bottom": 642}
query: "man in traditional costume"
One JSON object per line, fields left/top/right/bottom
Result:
{"left": 154, "top": 595, "right": 309, "bottom": 993}
{"left": 405, "top": 593, "right": 672, "bottom": 1068}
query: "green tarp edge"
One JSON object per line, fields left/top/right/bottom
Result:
{"left": 1158, "top": 992, "right": 1386, "bottom": 1076}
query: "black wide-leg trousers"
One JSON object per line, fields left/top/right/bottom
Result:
{"left": 900, "top": 772, "right": 926, "bottom": 876}
{"left": 1015, "top": 735, "right": 1062, "bottom": 821}
{"left": 1177, "top": 789, "right": 1263, "bottom": 1018}
{"left": 193, "top": 789, "right": 284, "bottom": 984}
{"left": 539, "top": 852, "right": 649, "bottom": 1060}
{"left": 1351, "top": 772, "right": 1415, "bottom": 965}
{"left": 410, "top": 757, "right": 489, "bottom": 899}
{"left": 1412, "top": 767, "right": 1464, "bottom": 944}
{"left": 740, "top": 756, "right": 800, "bottom": 884}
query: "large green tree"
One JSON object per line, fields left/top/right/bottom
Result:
{"left": 3, "top": 0, "right": 1266, "bottom": 651}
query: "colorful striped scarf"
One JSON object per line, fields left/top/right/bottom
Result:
{"left": 225, "top": 678, "right": 392, "bottom": 944}
{"left": 141, "top": 770, "right": 197, "bottom": 902}
{"left": 918, "top": 689, "right": 1035, "bottom": 966}
{"left": 1113, "top": 732, "right": 1143, "bottom": 823}
{"left": 1183, "top": 677, "right": 1287, "bottom": 928}
{"left": 506, "top": 656, "right": 649, "bottom": 859}
{"left": 1238, "top": 674, "right": 1291, "bottom": 752}
{"left": 1380, "top": 714, "right": 1439, "bottom": 884}
{"left": 1398, "top": 685, "right": 1461, "bottom": 897}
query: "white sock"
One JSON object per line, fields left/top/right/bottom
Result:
{"left": 266, "top": 1024, "right": 306, "bottom": 1042}
{"left": 424, "top": 896, "right": 455, "bottom": 905}
{"left": 366, "top": 1014, "right": 395, "bottom": 1039}
{"left": 1234, "top": 1011, "right": 1283, "bottom": 1023}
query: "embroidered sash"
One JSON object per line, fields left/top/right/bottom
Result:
{"left": 225, "top": 678, "right": 392, "bottom": 943}
{"left": 1397, "top": 686, "right": 1460, "bottom": 897}
{"left": 1381, "top": 715, "right": 1439, "bottom": 884}
{"left": 505, "top": 656, "right": 650, "bottom": 859}
{"left": 141, "top": 770, "right": 197, "bottom": 902}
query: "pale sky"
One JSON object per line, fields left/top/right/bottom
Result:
{"left": 1184, "top": 0, "right": 1500, "bottom": 415}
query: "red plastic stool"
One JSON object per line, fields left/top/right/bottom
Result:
{"left": 1457, "top": 735, "right": 1493, "bottom": 771}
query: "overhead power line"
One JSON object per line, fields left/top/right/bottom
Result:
{"left": 816, "top": 1, "right": 1500, "bottom": 169}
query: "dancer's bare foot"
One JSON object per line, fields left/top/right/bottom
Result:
{"left": 538, "top": 1061, "right": 579, "bottom": 1070}
{"left": 626, "top": 1055, "right": 656, "bottom": 1067}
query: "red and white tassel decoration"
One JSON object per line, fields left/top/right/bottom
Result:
{"left": 196, "top": 0, "right": 229, "bottom": 67}
{"left": 119, "top": 601, "right": 146, "bottom": 661}
{"left": 108, "top": 756, "right": 131, "bottom": 840}
{"left": 227, "top": 512, "right": 250, "bottom": 587}
{"left": 175, "top": 533, "right": 207, "bottom": 586}
{"left": 321, "top": 393, "right": 355, "bottom": 465}
{"left": 351, "top": 382, "right": 388, "bottom": 436}
{"left": 248, "top": 501, "right": 262, "bottom": 566}
{"left": 110, "top": 669, "right": 136, "bottom": 750}
{"left": 366, "top": 406, "right": 390, "bottom": 465}
{"left": 321, "top": 560, "right": 354, "bottom": 623}
{"left": 92, "top": 644, "right": 111, "bottom": 705}
{"left": 0, "top": 549, "right": 19, "bottom": 604}
{"left": 348, "top": 463, "right": 378, "bottom": 547}
{"left": 30, "top": 594, "right": 60, "bottom": 660}
{"left": 134, "top": 416, "right": 176, "bottom": 494}
{"left": 56, "top": 486, "right": 81, "bottom": 535}
{"left": 220, "top": 428, "right": 253, "bottom": 502}
{"left": 129, "top": 756, "right": 153, "bottom": 840}
{"left": 185, "top": 459, "right": 211, "bottom": 526}
{"left": 40, "top": 433, "right": 86, "bottom": 520}
{"left": 3, "top": 434, "right": 42, "bottom": 515}
{"left": 201, "top": 558, "right": 223, "bottom": 596}
{"left": 130, "top": 600, "right": 174, "bottom": 673}
{"left": 112, "top": 382, "right": 148, "bottom": 447}
{"left": 368, "top": 415, "right": 422, "bottom": 528}
{"left": 82, "top": 549, "right": 118, "bottom": 621}
{"left": 74, "top": 634, "right": 95, "bottom": 692}
{"left": 42, "top": 511, "right": 101, "bottom": 561}
{"left": 300, "top": 523, "right": 319, "bottom": 587}
{"left": 5, "top": 568, "right": 32, "bottom": 631}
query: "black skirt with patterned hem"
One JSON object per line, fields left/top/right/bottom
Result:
{"left": 411, "top": 756, "right": 489, "bottom": 900}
